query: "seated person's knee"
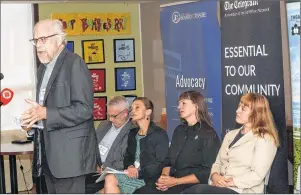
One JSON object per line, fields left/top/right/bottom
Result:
{"left": 105, "top": 174, "right": 118, "bottom": 186}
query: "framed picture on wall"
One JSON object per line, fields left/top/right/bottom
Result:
{"left": 82, "top": 39, "right": 105, "bottom": 64}
{"left": 93, "top": 96, "right": 107, "bottom": 121}
{"left": 66, "top": 41, "right": 74, "bottom": 52}
{"left": 124, "top": 95, "right": 137, "bottom": 106}
{"left": 90, "top": 69, "right": 106, "bottom": 92}
{"left": 113, "top": 38, "right": 135, "bottom": 63}
{"left": 115, "top": 67, "right": 136, "bottom": 91}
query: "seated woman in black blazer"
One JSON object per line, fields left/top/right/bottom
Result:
{"left": 102, "top": 97, "right": 169, "bottom": 194}
{"left": 135, "top": 90, "right": 221, "bottom": 194}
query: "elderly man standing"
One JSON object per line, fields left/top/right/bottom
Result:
{"left": 85, "top": 96, "right": 135, "bottom": 194}
{"left": 21, "top": 19, "right": 98, "bottom": 193}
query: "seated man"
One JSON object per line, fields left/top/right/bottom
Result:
{"left": 85, "top": 96, "right": 135, "bottom": 194}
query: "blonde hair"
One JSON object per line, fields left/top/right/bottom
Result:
{"left": 240, "top": 93, "right": 280, "bottom": 147}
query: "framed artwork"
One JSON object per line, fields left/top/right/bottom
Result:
{"left": 90, "top": 69, "right": 106, "bottom": 92}
{"left": 115, "top": 67, "right": 136, "bottom": 91}
{"left": 93, "top": 96, "right": 107, "bottom": 121}
{"left": 82, "top": 39, "right": 105, "bottom": 64}
{"left": 113, "top": 38, "right": 135, "bottom": 63}
{"left": 124, "top": 95, "right": 137, "bottom": 105}
{"left": 66, "top": 41, "right": 74, "bottom": 52}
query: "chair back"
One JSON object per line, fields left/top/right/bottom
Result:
{"left": 264, "top": 169, "right": 271, "bottom": 194}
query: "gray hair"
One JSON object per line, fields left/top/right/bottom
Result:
{"left": 108, "top": 96, "right": 130, "bottom": 110}
{"left": 52, "top": 20, "right": 67, "bottom": 45}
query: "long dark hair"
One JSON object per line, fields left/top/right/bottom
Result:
{"left": 179, "top": 90, "right": 212, "bottom": 127}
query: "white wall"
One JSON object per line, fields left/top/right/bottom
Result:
{"left": 1, "top": 3, "right": 37, "bottom": 131}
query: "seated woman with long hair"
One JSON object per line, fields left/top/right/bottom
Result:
{"left": 183, "top": 92, "right": 279, "bottom": 194}
{"left": 102, "top": 97, "right": 169, "bottom": 194}
{"left": 136, "top": 90, "right": 221, "bottom": 194}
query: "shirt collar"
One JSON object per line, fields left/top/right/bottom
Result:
{"left": 183, "top": 121, "right": 201, "bottom": 130}
{"left": 112, "top": 118, "right": 130, "bottom": 131}
{"left": 43, "top": 47, "right": 64, "bottom": 68}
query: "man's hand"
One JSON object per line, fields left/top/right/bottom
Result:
{"left": 211, "top": 173, "right": 228, "bottom": 187}
{"left": 21, "top": 126, "right": 32, "bottom": 132}
{"left": 21, "top": 99, "right": 46, "bottom": 129}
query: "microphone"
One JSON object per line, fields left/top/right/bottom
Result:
{"left": 0, "top": 74, "right": 14, "bottom": 107}
{"left": 0, "top": 74, "right": 4, "bottom": 106}
{"left": 0, "top": 88, "right": 14, "bottom": 106}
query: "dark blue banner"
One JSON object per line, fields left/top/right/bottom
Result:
{"left": 160, "top": 0, "right": 222, "bottom": 140}
{"left": 220, "top": 1, "right": 288, "bottom": 193}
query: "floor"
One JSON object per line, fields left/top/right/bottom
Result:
{"left": 19, "top": 185, "right": 34, "bottom": 194}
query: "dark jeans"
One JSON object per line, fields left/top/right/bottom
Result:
{"left": 32, "top": 175, "right": 48, "bottom": 194}
{"left": 85, "top": 172, "right": 105, "bottom": 194}
{"left": 182, "top": 184, "right": 239, "bottom": 194}
{"left": 134, "top": 183, "right": 195, "bottom": 194}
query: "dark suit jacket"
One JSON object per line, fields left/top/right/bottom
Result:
{"left": 123, "top": 121, "right": 169, "bottom": 184}
{"left": 36, "top": 48, "right": 98, "bottom": 178}
{"left": 95, "top": 120, "right": 135, "bottom": 170}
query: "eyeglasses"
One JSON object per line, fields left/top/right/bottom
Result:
{"left": 29, "top": 34, "right": 59, "bottom": 46}
{"left": 108, "top": 108, "right": 127, "bottom": 119}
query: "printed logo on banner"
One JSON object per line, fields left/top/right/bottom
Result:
{"left": 224, "top": 0, "right": 259, "bottom": 11}
{"left": 291, "top": 24, "right": 300, "bottom": 35}
{"left": 289, "top": 12, "right": 300, "bottom": 36}
{"left": 161, "top": 0, "right": 222, "bottom": 140}
{"left": 172, "top": 12, "right": 181, "bottom": 23}
{"left": 171, "top": 11, "right": 206, "bottom": 24}
{"left": 222, "top": 0, "right": 274, "bottom": 18}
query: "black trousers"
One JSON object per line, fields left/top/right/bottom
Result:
{"left": 85, "top": 172, "right": 105, "bottom": 194}
{"left": 32, "top": 175, "right": 48, "bottom": 194}
{"left": 134, "top": 183, "right": 195, "bottom": 194}
{"left": 181, "top": 184, "right": 239, "bottom": 194}
{"left": 43, "top": 161, "right": 86, "bottom": 194}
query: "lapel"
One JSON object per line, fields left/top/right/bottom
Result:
{"left": 43, "top": 48, "right": 68, "bottom": 105}
{"left": 107, "top": 121, "right": 134, "bottom": 157}
{"left": 36, "top": 65, "right": 46, "bottom": 101}
{"left": 145, "top": 121, "right": 158, "bottom": 135}
{"left": 230, "top": 129, "right": 256, "bottom": 149}
{"left": 97, "top": 122, "right": 112, "bottom": 142}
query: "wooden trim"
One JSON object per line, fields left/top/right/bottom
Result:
{"left": 33, "top": 4, "right": 40, "bottom": 69}
{"left": 33, "top": 4, "right": 39, "bottom": 24}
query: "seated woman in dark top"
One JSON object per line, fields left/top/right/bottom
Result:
{"left": 183, "top": 92, "right": 279, "bottom": 194}
{"left": 102, "top": 97, "right": 169, "bottom": 194}
{"left": 135, "top": 90, "right": 221, "bottom": 194}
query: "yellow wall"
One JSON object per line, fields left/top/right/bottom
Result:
{"left": 38, "top": 3, "right": 143, "bottom": 127}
